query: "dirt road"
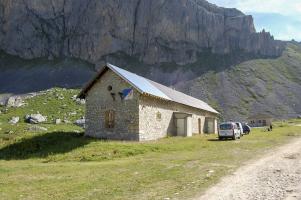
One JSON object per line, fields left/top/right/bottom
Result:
{"left": 197, "top": 138, "right": 301, "bottom": 200}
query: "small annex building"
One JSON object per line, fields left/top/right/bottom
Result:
{"left": 247, "top": 114, "right": 273, "bottom": 127}
{"left": 78, "top": 63, "right": 219, "bottom": 141}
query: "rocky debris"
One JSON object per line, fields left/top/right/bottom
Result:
{"left": 23, "top": 92, "right": 39, "bottom": 99}
{"left": 63, "top": 119, "right": 71, "bottom": 124}
{"left": 25, "top": 114, "right": 47, "bottom": 124}
{"left": 69, "top": 111, "right": 77, "bottom": 116}
{"left": 27, "top": 125, "right": 48, "bottom": 132}
{"left": 55, "top": 119, "right": 61, "bottom": 124}
{"left": 9, "top": 116, "right": 20, "bottom": 124}
{"left": 74, "top": 117, "right": 85, "bottom": 128}
{"left": 76, "top": 98, "right": 85, "bottom": 105}
{"left": 6, "top": 96, "right": 24, "bottom": 107}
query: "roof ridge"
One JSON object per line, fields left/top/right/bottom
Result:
{"left": 79, "top": 63, "right": 218, "bottom": 114}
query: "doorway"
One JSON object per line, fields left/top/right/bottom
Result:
{"left": 198, "top": 118, "right": 202, "bottom": 134}
{"left": 204, "top": 117, "right": 215, "bottom": 134}
{"left": 176, "top": 118, "right": 185, "bottom": 136}
{"left": 174, "top": 112, "right": 192, "bottom": 137}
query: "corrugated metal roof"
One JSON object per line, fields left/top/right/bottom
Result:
{"left": 107, "top": 64, "right": 218, "bottom": 114}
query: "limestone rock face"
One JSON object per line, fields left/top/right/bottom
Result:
{"left": 0, "top": 0, "right": 285, "bottom": 65}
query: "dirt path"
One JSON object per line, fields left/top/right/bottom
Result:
{"left": 197, "top": 138, "right": 301, "bottom": 200}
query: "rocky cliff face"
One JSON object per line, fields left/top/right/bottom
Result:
{"left": 176, "top": 43, "right": 301, "bottom": 120}
{"left": 0, "top": 0, "right": 285, "bottom": 65}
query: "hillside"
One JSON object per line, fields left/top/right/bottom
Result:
{"left": 176, "top": 43, "right": 301, "bottom": 120}
{"left": 0, "top": 0, "right": 299, "bottom": 120}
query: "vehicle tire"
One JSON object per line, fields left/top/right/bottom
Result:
{"left": 218, "top": 137, "right": 223, "bottom": 140}
{"left": 232, "top": 135, "right": 236, "bottom": 140}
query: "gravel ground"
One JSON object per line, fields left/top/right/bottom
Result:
{"left": 197, "top": 138, "right": 301, "bottom": 200}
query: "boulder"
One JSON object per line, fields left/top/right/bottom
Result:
{"left": 6, "top": 96, "right": 24, "bottom": 107}
{"left": 55, "top": 118, "right": 61, "bottom": 124}
{"left": 9, "top": 116, "right": 20, "bottom": 124}
{"left": 74, "top": 117, "right": 85, "bottom": 128}
{"left": 25, "top": 114, "right": 47, "bottom": 124}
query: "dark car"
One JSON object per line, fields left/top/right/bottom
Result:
{"left": 243, "top": 124, "right": 251, "bottom": 134}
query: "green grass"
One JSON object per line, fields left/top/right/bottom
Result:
{"left": 0, "top": 88, "right": 84, "bottom": 138}
{"left": 0, "top": 118, "right": 301, "bottom": 199}
{"left": 1, "top": 88, "right": 301, "bottom": 199}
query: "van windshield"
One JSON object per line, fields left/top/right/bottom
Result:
{"left": 220, "top": 124, "right": 232, "bottom": 130}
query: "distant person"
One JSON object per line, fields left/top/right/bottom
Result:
{"left": 270, "top": 124, "right": 273, "bottom": 131}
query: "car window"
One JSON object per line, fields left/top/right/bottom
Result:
{"left": 220, "top": 124, "right": 232, "bottom": 130}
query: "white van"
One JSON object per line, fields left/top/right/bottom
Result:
{"left": 234, "top": 122, "right": 244, "bottom": 136}
{"left": 218, "top": 122, "right": 241, "bottom": 140}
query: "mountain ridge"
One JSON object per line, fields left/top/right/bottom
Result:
{"left": 0, "top": 0, "right": 285, "bottom": 65}
{"left": 0, "top": 0, "right": 299, "bottom": 120}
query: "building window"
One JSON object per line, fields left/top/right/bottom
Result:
{"left": 105, "top": 110, "right": 115, "bottom": 128}
{"left": 156, "top": 112, "right": 162, "bottom": 121}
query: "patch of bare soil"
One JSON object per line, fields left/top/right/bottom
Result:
{"left": 197, "top": 138, "right": 301, "bottom": 200}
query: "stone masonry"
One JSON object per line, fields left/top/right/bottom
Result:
{"left": 85, "top": 69, "right": 218, "bottom": 141}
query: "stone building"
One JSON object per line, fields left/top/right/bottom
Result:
{"left": 247, "top": 114, "right": 273, "bottom": 127}
{"left": 78, "top": 64, "right": 219, "bottom": 141}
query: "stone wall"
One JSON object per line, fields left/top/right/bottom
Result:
{"left": 84, "top": 68, "right": 218, "bottom": 141}
{"left": 85, "top": 70, "right": 140, "bottom": 140}
{"left": 139, "top": 95, "right": 218, "bottom": 141}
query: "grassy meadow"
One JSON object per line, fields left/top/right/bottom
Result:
{"left": 0, "top": 88, "right": 301, "bottom": 199}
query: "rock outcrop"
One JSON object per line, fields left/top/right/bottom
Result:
{"left": 0, "top": 0, "right": 285, "bottom": 65}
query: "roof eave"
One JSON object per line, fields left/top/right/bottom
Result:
{"left": 77, "top": 66, "right": 109, "bottom": 99}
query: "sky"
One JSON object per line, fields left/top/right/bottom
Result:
{"left": 207, "top": 0, "right": 301, "bottom": 41}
